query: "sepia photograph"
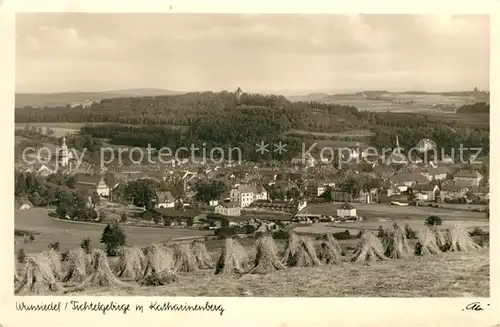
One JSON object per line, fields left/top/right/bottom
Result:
{"left": 12, "top": 13, "right": 490, "bottom": 298}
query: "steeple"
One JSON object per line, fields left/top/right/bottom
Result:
{"left": 394, "top": 134, "right": 402, "bottom": 155}
{"left": 235, "top": 86, "right": 243, "bottom": 104}
{"left": 59, "top": 136, "right": 69, "bottom": 168}
{"left": 61, "top": 136, "right": 68, "bottom": 150}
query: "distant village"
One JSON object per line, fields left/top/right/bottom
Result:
{"left": 16, "top": 127, "right": 489, "bottom": 235}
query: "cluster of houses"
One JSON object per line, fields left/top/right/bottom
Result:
{"left": 386, "top": 166, "right": 488, "bottom": 203}
{"left": 16, "top": 134, "right": 489, "bottom": 226}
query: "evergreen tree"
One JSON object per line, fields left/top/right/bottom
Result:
{"left": 100, "top": 222, "right": 126, "bottom": 256}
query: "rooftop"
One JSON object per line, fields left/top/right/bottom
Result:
{"left": 338, "top": 203, "right": 355, "bottom": 210}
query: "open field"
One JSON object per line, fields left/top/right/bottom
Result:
{"left": 287, "top": 129, "right": 374, "bottom": 138}
{"left": 14, "top": 206, "right": 489, "bottom": 297}
{"left": 294, "top": 220, "right": 489, "bottom": 236}
{"left": 15, "top": 123, "right": 85, "bottom": 137}
{"left": 15, "top": 208, "right": 211, "bottom": 255}
{"left": 303, "top": 203, "right": 488, "bottom": 220}
{"left": 20, "top": 246, "right": 488, "bottom": 297}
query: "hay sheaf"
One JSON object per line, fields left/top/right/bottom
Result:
{"left": 447, "top": 225, "right": 481, "bottom": 252}
{"left": 15, "top": 255, "right": 65, "bottom": 295}
{"left": 383, "top": 224, "right": 414, "bottom": 259}
{"left": 115, "top": 246, "right": 146, "bottom": 281}
{"left": 351, "top": 231, "right": 388, "bottom": 264}
{"left": 324, "top": 233, "right": 344, "bottom": 256}
{"left": 247, "top": 236, "right": 286, "bottom": 274}
{"left": 63, "top": 248, "right": 90, "bottom": 284}
{"left": 192, "top": 240, "right": 214, "bottom": 269}
{"left": 173, "top": 243, "right": 198, "bottom": 273}
{"left": 64, "top": 249, "right": 130, "bottom": 293}
{"left": 317, "top": 233, "right": 343, "bottom": 265}
{"left": 415, "top": 227, "right": 443, "bottom": 256}
{"left": 215, "top": 238, "right": 249, "bottom": 275}
{"left": 39, "top": 249, "right": 64, "bottom": 280}
{"left": 282, "top": 233, "right": 322, "bottom": 267}
{"left": 142, "top": 244, "right": 175, "bottom": 278}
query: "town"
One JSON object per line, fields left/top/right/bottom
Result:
{"left": 12, "top": 13, "right": 490, "bottom": 298}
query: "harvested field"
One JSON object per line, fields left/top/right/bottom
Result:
{"left": 59, "top": 248, "right": 488, "bottom": 297}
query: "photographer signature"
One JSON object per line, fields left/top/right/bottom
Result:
{"left": 463, "top": 302, "right": 490, "bottom": 311}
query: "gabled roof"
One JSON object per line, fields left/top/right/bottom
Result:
{"left": 412, "top": 184, "right": 438, "bottom": 192}
{"left": 74, "top": 173, "right": 104, "bottom": 187}
{"left": 153, "top": 208, "right": 202, "bottom": 218}
{"left": 440, "top": 184, "right": 469, "bottom": 192}
{"left": 469, "top": 186, "right": 489, "bottom": 194}
{"left": 218, "top": 202, "right": 240, "bottom": 209}
{"left": 338, "top": 203, "right": 355, "bottom": 210}
{"left": 391, "top": 173, "right": 429, "bottom": 184}
{"left": 454, "top": 170, "right": 483, "bottom": 179}
{"left": 419, "top": 166, "right": 451, "bottom": 175}
{"left": 155, "top": 191, "right": 175, "bottom": 203}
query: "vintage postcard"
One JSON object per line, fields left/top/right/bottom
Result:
{"left": 1, "top": 1, "right": 499, "bottom": 327}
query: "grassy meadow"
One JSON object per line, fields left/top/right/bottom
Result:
{"left": 15, "top": 208, "right": 212, "bottom": 255}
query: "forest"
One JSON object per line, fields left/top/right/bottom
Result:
{"left": 15, "top": 91, "right": 490, "bottom": 161}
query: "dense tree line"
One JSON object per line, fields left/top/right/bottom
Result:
{"left": 457, "top": 102, "right": 489, "bottom": 114}
{"left": 15, "top": 171, "right": 98, "bottom": 220}
{"left": 369, "top": 125, "right": 489, "bottom": 158}
{"left": 15, "top": 91, "right": 490, "bottom": 162}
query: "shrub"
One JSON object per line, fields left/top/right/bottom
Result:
{"left": 61, "top": 249, "right": 70, "bottom": 262}
{"left": 14, "top": 229, "right": 36, "bottom": 237}
{"left": 29, "top": 234, "right": 35, "bottom": 243}
{"left": 163, "top": 216, "right": 172, "bottom": 226}
{"left": 221, "top": 217, "right": 230, "bottom": 227}
{"left": 332, "top": 230, "right": 352, "bottom": 240}
{"left": 469, "top": 227, "right": 485, "bottom": 237}
{"left": 214, "top": 227, "right": 237, "bottom": 239}
{"left": 377, "top": 225, "right": 386, "bottom": 238}
{"left": 17, "top": 249, "right": 26, "bottom": 263}
{"left": 100, "top": 222, "right": 127, "bottom": 256}
{"left": 80, "top": 237, "right": 92, "bottom": 254}
{"left": 120, "top": 212, "right": 128, "bottom": 223}
{"left": 425, "top": 215, "right": 442, "bottom": 227}
{"left": 241, "top": 224, "right": 257, "bottom": 235}
{"left": 152, "top": 214, "right": 162, "bottom": 225}
{"left": 404, "top": 224, "right": 417, "bottom": 239}
{"left": 48, "top": 241, "right": 60, "bottom": 251}
{"left": 272, "top": 229, "right": 289, "bottom": 240}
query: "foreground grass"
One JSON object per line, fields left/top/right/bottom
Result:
{"left": 62, "top": 249, "right": 489, "bottom": 297}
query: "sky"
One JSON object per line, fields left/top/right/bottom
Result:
{"left": 15, "top": 13, "right": 490, "bottom": 94}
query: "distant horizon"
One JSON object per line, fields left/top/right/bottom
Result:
{"left": 15, "top": 86, "right": 490, "bottom": 96}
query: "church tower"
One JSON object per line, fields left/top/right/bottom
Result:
{"left": 59, "top": 137, "right": 69, "bottom": 167}
{"left": 235, "top": 86, "right": 243, "bottom": 104}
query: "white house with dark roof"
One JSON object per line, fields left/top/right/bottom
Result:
{"left": 391, "top": 172, "right": 429, "bottom": 190}
{"left": 412, "top": 184, "right": 440, "bottom": 201}
{"left": 419, "top": 167, "right": 450, "bottom": 181}
{"left": 453, "top": 170, "right": 483, "bottom": 187}
{"left": 214, "top": 202, "right": 241, "bottom": 217}
{"left": 439, "top": 184, "right": 469, "bottom": 202}
{"left": 230, "top": 183, "right": 268, "bottom": 207}
{"left": 153, "top": 191, "right": 175, "bottom": 208}
{"left": 337, "top": 203, "right": 357, "bottom": 218}
{"left": 73, "top": 173, "right": 110, "bottom": 197}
